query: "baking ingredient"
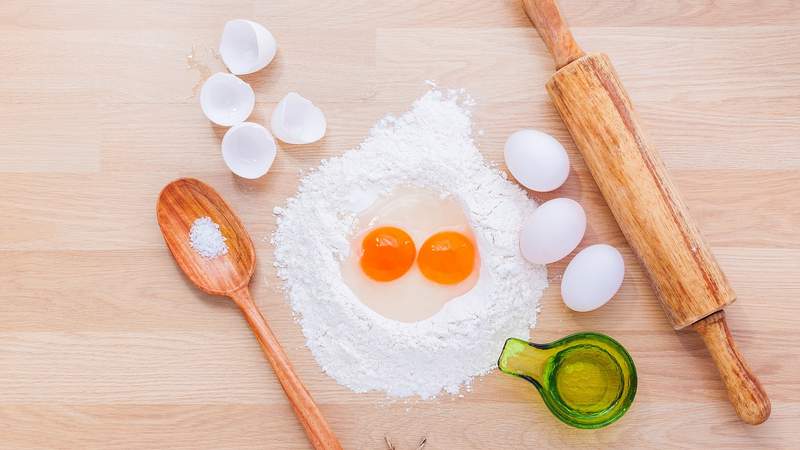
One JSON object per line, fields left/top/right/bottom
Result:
{"left": 341, "top": 186, "right": 480, "bottom": 323}
{"left": 219, "top": 19, "right": 277, "bottom": 75}
{"left": 418, "top": 231, "right": 476, "bottom": 285}
{"left": 359, "top": 226, "right": 416, "bottom": 282}
{"left": 561, "top": 244, "right": 624, "bottom": 312}
{"left": 504, "top": 129, "right": 570, "bottom": 192}
{"left": 221, "top": 122, "right": 277, "bottom": 179}
{"left": 498, "top": 332, "right": 637, "bottom": 429}
{"left": 519, "top": 197, "right": 586, "bottom": 264}
{"left": 189, "top": 216, "right": 228, "bottom": 259}
{"left": 200, "top": 72, "right": 255, "bottom": 126}
{"left": 270, "top": 92, "right": 327, "bottom": 144}
{"left": 272, "top": 88, "right": 547, "bottom": 398}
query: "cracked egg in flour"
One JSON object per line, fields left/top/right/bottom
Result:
{"left": 341, "top": 186, "right": 481, "bottom": 322}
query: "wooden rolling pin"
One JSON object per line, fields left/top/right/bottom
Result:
{"left": 522, "top": 0, "right": 770, "bottom": 424}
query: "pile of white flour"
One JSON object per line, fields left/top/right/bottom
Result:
{"left": 272, "top": 88, "right": 547, "bottom": 398}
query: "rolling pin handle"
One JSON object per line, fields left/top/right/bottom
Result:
{"left": 693, "top": 311, "right": 771, "bottom": 424}
{"left": 522, "top": 0, "right": 585, "bottom": 69}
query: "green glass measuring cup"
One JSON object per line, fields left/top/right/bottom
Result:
{"left": 498, "top": 332, "right": 637, "bottom": 429}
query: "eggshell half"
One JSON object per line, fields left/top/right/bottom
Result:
{"left": 270, "top": 92, "right": 326, "bottom": 144}
{"left": 200, "top": 72, "right": 255, "bottom": 126}
{"left": 220, "top": 19, "right": 277, "bottom": 75}
{"left": 221, "top": 122, "right": 277, "bottom": 179}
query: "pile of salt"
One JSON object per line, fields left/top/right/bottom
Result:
{"left": 189, "top": 216, "right": 228, "bottom": 259}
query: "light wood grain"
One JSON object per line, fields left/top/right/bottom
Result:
{"left": 1, "top": 0, "right": 799, "bottom": 448}
{"left": 522, "top": 0, "right": 585, "bottom": 69}
{"left": 694, "top": 310, "right": 770, "bottom": 425}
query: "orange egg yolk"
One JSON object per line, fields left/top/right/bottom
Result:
{"left": 360, "top": 226, "right": 416, "bottom": 282}
{"left": 417, "top": 231, "right": 476, "bottom": 285}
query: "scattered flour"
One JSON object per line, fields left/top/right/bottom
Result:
{"left": 272, "top": 88, "right": 547, "bottom": 399}
{"left": 189, "top": 216, "right": 228, "bottom": 259}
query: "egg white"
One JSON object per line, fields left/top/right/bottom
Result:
{"left": 340, "top": 185, "right": 480, "bottom": 322}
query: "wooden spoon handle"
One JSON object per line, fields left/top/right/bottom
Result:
{"left": 230, "top": 288, "right": 343, "bottom": 450}
{"left": 522, "top": 0, "right": 585, "bottom": 69}
{"left": 693, "top": 311, "right": 771, "bottom": 424}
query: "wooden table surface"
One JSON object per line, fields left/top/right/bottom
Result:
{"left": 2, "top": 1, "right": 798, "bottom": 448}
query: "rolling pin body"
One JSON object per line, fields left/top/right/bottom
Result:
{"left": 547, "top": 53, "right": 734, "bottom": 329}
{"left": 523, "top": 0, "right": 770, "bottom": 425}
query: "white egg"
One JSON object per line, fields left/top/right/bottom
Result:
{"left": 219, "top": 19, "right": 277, "bottom": 75}
{"left": 270, "top": 92, "right": 327, "bottom": 144}
{"left": 519, "top": 198, "right": 586, "bottom": 264}
{"left": 200, "top": 72, "right": 255, "bottom": 126}
{"left": 221, "top": 122, "right": 277, "bottom": 179}
{"left": 561, "top": 244, "right": 625, "bottom": 312}
{"left": 504, "top": 129, "right": 570, "bottom": 192}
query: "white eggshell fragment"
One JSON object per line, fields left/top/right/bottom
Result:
{"left": 519, "top": 198, "right": 586, "bottom": 264}
{"left": 270, "top": 92, "right": 327, "bottom": 144}
{"left": 220, "top": 19, "right": 277, "bottom": 75}
{"left": 200, "top": 72, "right": 255, "bottom": 126}
{"left": 504, "top": 129, "right": 570, "bottom": 192}
{"left": 221, "top": 122, "right": 277, "bottom": 179}
{"left": 561, "top": 244, "right": 625, "bottom": 312}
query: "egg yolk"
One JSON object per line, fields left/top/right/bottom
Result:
{"left": 360, "top": 226, "right": 416, "bottom": 282}
{"left": 418, "top": 231, "right": 476, "bottom": 285}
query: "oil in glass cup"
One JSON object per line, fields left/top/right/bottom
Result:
{"left": 498, "top": 332, "right": 637, "bottom": 429}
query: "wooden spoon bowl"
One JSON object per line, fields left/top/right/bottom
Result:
{"left": 157, "top": 178, "right": 255, "bottom": 295}
{"left": 156, "top": 178, "right": 342, "bottom": 450}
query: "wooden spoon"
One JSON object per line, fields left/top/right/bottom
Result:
{"left": 156, "top": 177, "right": 342, "bottom": 450}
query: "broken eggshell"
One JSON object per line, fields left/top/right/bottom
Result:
{"left": 270, "top": 92, "right": 326, "bottom": 144}
{"left": 221, "top": 122, "right": 277, "bottom": 179}
{"left": 200, "top": 72, "right": 255, "bottom": 126}
{"left": 219, "top": 19, "right": 277, "bottom": 75}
